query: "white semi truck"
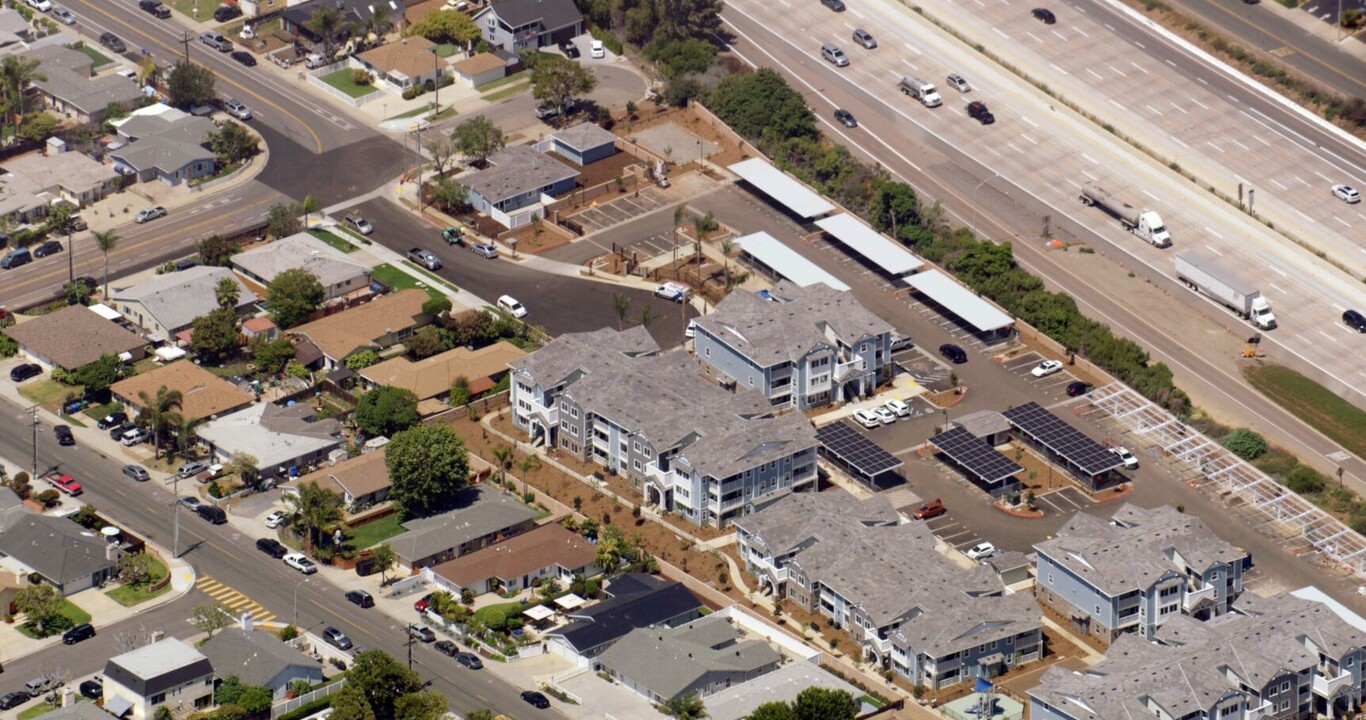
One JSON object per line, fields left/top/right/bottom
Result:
{"left": 1079, "top": 181, "right": 1172, "bottom": 247}
{"left": 898, "top": 76, "right": 942, "bottom": 108}
{"left": 1175, "top": 253, "right": 1276, "bottom": 330}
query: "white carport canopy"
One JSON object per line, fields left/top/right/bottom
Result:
{"left": 815, "top": 214, "right": 923, "bottom": 275}
{"left": 736, "top": 232, "right": 849, "bottom": 291}
{"left": 728, "top": 158, "right": 835, "bottom": 218}
{"left": 903, "top": 269, "right": 1013, "bottom": 332}
{"left": 523, "top": 605, "right": 555, "bottom": 621}
{"left": 554, "top": 593, "right": 586, "bottom": 610}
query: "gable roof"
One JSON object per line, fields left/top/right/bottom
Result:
{"left": 289, "top": 449, "right": 391, "bottom": 501}
{"left": 28, "top": 45, "right": 142, "bottom": 115}
{"left": 231, "top": 233, "right": 370, "bottom": 290}
{"left": 357, "top": 36, "right": 437, "bottom": 79}
{"left": 463, "top": 146, "right": 579, "bottom": 204}
{"left": 289, "top": 289, "right": 430, "bottom": 362}
{"left": 358, "top": 341, "right": 526, "bottom": 400}
{"left": 110, "top": 361, "right": 255, "bottom": 424}
{"left": 2, "top": 305, "right": 147, "bottom": 370}
{"left": 598, "top": 614, "right": 781, "bottom": 701}
{"left": 695, "top": 281, "right": 892, "bottom": 368}
{"left": 453, "top": 52, "right": 505, "bottom": 76}
{"left": 479, "top": 0, "right": 581, "bottom": 31}
{"left": 198, "top": 628, "right": 322, "bottom": 689}
{"left": 111, "top": 114, "right": 216, "bottom": 174}
{"left": 432, "top": 523, "right": 596, "bottom": 588}
{"left": 111, "top": 265, "right": 258, "bottom": 337}
{"left": 105, "top": 638, "right": 213, "bottom": 698}
{"left": 388, "top": 486, "right": 538, "bottom": 565}
{"left": 552, "top": 574, "right": 703, "bottom": 654}
{"left": 0, "top": 511, "right": 117, "bottom": 586}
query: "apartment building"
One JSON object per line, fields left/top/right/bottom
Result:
{"left": 692, "top": 281, "right": 894, "bottom": 410}
{"left": 508, "top": 327, "right": 819, "bottom": 527}
{"left": 1034, "top": 504, "right": 1249, "bottom": 646}
{"left": 734, "top": 490, "right": 1041, "bottom": 689}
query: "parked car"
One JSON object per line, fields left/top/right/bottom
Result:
{"left": 134, "top": 206, "right": 167, "bottom": 223}
{"left": 1066, "top": 381, "right": 1093, "bottom": 397}
{"left": 521, "top": 691, "right": 551, "bottom": 709}
{"left": 180, "top": 496, "right": 202, "bottom": 511}
{"left": 256, "top": 538, "right": 288, "bottom": 558}
{"left": 497, "top": 295, "right": 527, "bottom": 318}
{"left": 1030, "top": 359, "right": 1064, "bottom": 378}
{"left": 1031, "top": 7, "right": 1056, "bottom": 23}
{"left": 1111, "top": 446, "right": 1139, "bottom": 470}
{"left": 891, "top": 334, "right": 914, "bottom": 351}
{"left": 345, "top": 590, "right": 374, "bottom": 608}
{"left": 939, "top": 343, "right": 968, "bottom": 364}
{"left": 833, "top": 108, "right": 857, "bottom": 128}
{"left": 435, "top": 640, "right": 460, "bottom": 656}
{"left": 10, "top": 363, "right": 42, "bottom": 382}
{"left": 414, "top": 593, "right": 436, "bottom": 612}
{"left": 99, "top": 32, "right": 127, "bottom": 53}
{"left": 946, "top": 73, "right": 970, "bottom": 92}
{"left": 559, "top": 39, "right": 580, "bottom": 58}
{"left": 455, "top": 652, "right": 483, "bottom": 669}
{"left": 62, "top": 623, "right": 95, "bottom": 645}
{"left": 345, "top": 213, "right": 374, "bottom": 235}
{"left": 78, "top": 680, "right": 103, "bottom": 700}
{"left": 852, "top": 28, "right": 876, "bottom": 49}
{"left": 471, "top": 243, "right": 499, "bottom": 258}
{"left": 109, "top": 421, "right": 135, "bottom": 440}
{"left": 177, "top": 460, "right": 208, "bottom": 478}
{"left": 408, "top": 625, "right": 436, "bottom": 643}
{"left": 264, "top": 510, "right": 286, "bottom": 528}
{"left": 46, "top": 473, "right": 82, "bottom": 496}
{"left": 965, "top": 541, "right": 996, "bottom": 560}
{"left": 197, "top": 504, "right": 227, "bottom": 524}
{"left": 654, "top": 282, "right": 687, "bottom": 302}
{"left": 139, "top": 0, "right": 171, "bottom": 17}
{"left": 199, "top": 31, "right": 233, "bottom": 51}
{"left": 283, "top": 553, "right": 318, "bottom": 574}
{"left": 230, "top": 50, "right": 256, "bottom": 67}
{"left": 51, "top": 7, "right": 75, "bottom": 24}
{"left": 32, "top": 240, "right": 62, "bottom": 258}
{"left": 224, "top": 98, "right": 252, "bottom": 120}
{"left": 1, "top": 247, "right": 32, "bottom": 269}
{"left": 213, "top": 4, "right": 242, "bottom": 21}
{"left": 1332, "top": 184, "right": 1360, "bottom": 204}
{"left": 853, "top": 409, "right": 881, "bottom": 429}
{"left": 590, "top": 39, "right": 605, "bottom": 58}
{"left": 54, "top": 424, "right": 74, "bottom": 446}
{"left": 322, "top": 626, "right": 353, "bottom": 650}
{"left": 121, "top": 427, "right": 150, "bottom": 446}
{"left": 25, "top": 0, "right": 52, "bottom": 11}
{"left": 122, "top": 464, "right": 150, "bottom": 482}
{"left": 914, "top": 499, "right": 946, "bottom": 520}
{"left": 304, "top": 53, "right": 327, "bottom": 69}
{"left": 967, "top": 101, "right": 995, "bottom": 125}
{"left": 872, "top": 406, "right": 897, "bottom": 425}
{"left": 0, "top": 692, "right": 31, "bottom": 710}
{"left": 408, "top": 248, "right": 441, "bottom": 270}
{"left": 98, "top": 411, "right": 128, "bottom": 430}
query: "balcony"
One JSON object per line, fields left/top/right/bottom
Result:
{"left": 1183, "top": 585, "right": 1217, "bottom": 612}
{"left": 644, "top": 463, "right": 673, "bottom": 486}
{"left": 1314, "top": 670, "right": 1353, "bottom": 698}
{"left": 1246, "top": 699, "right": 1276, "bottom": 719}
{"left": 834, "top": 360, "right": 862, "bottom": 382}
{"left": 748, "top": 554, "right": 788, "bottom": 583}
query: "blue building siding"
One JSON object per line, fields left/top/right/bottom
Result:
{"left": 1036, "top": 553, "right": 1120, "bottom": 629}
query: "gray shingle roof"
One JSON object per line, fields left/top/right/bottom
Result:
{"left": 230, "top": 233, "right": 370, "bottom": 291}
{"left": 553, "top": 122, "right": 617, "bottom": 153}
{"left": 388, "top": 486, "right": 538, "bottom": 565}
{"left": 112, "top": 265, "right": 257, "bottom": 337}
{"left": 464, "top": 146, "right": 579, "bottom": 204}
{"left": 111, "top": 114, "right": 215, "bottom": 175}
{"left": 597, "top": 614, "right": 782, "bottom": 701}
{"left": 28, "top": 45, "right": 141, "bottom": 115}
{"left": 199, "top": 628, "right": 321, "bottom": 689}
{"left": 2, "top": 305, "right": 147, "bottom": 370}
{"left": 509, "top": 325, "right": 658, "bottom": 391}
{"left": 482, "top": 0, "right": 582, "bottom": 32}
{"left": 0, "top": 509, "right": 117, "bottom": 587}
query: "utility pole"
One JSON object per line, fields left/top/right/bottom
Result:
{"left": 29, "top": 405, "right": 40, "bottom": 480}
{"left": 172, "top": 473, "right": 181, "bottom": 558}
{"left": 180, "top": 31, "right": 190, "bottom": 64}
{"left": 405, "top": 624, "right": 415, "bottom": 670}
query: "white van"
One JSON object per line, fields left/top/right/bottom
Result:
{"left": 497, "top": 295, "right": 527, "bottom": 318}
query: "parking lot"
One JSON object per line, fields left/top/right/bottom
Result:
{"left": 1000, "top": 352, "right": 1088, "bottom": 406}
{"left": 567, "top": 186, "right": 677, "bottom": 234}
{"left": 901, "top": 294, "right": 1012, "bottom": 359}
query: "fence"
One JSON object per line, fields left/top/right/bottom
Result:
{"left": 270, "top": 678, "right": 346, "bottom": 719}
{"left": 305, "top": 63, "right": 383, "bottom": 107}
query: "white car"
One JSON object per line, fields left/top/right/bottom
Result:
{"left": 885, "top": 399, "right": 910, "bottom": 417}
{"left": 264, "top": 511, "right": 286, "bottom": 529}
{"left": 965, "top": 541, "right": 996, "bottom": 561}
{"left": 872, "top": 406, "right": 897, "bottom": 424}
{"left": 1111, "top": 446, "right": 1139, "bottom": 470}
{"left": 497, "top": 295, "right": 527, "bottom": 318}
{"left": 1030, "top": 359, "right": 1064, "bottom": 378}
{"left": 26, "top": 0, "right": 52, "bottom": 11}
{"left": 1332, "top": 184, "right": 1361, "bottom": 204}
{"left": 134, "top": 206, "right": 167, "bottom": 223}
{"left": 853, "top": 409, "right": 881, "bottom": 429}
{"left": 590, "top": 39, "right": 605, "bottom": 58}
{"left": 283, "top": 553, "right": 317, "bottom": 574}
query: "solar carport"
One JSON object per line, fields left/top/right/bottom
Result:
{"left": 1002, "top": 402, "right": 1125, "bottom": 490}
{"left": 928, "top": 426, "right": 1023, "bottom": 496}
{"left": 816, "top": 422, "right": 903, "bottom": 487}
{"left": 729, "top": 158, "right": 836, "bottom": 219}
{"left": 903, "top": 269, "right": 1013, "bottom": 334}
{"left": 735, "top": 232, "right": 850, "bottom": 291}
{"left": 815, "top": 214, "right": 924, "bottom": 277}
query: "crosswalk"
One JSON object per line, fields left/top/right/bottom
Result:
{"left": 195, "top": 576, "right": 276, "bottom": 623}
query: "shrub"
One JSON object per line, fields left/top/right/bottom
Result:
{"left": 1284, "top": 464, "right": 1326, "bottom": 495}
{"left": 484, "top": 608, "right": 507, "bottom": 630}
{"left": 350, "top": 69, "right": 372, "bottom": 86}
{"left": 1222, "top": 428, "right": 1269, "bottom": 461}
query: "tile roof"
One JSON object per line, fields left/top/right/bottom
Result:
{"left": 111, "top": 361, "right": 255, "bottom": 423}
{"left": 289, "top": 289, "right": 431, "bottom": 362}
{"left": 3, "top": 305, "right": 147, "bottom": 370}
{"left": 111, "top": 265, "right": 258, "bottom": 338}
{"left": 464, "top": 146, "right": 579, "bottom": 205}
{"left": 198, "top": 628, "right": 321, "bottom": 689}
{"left": 597, "top": 614, "right": 782, "bottom": 701}
{"left": 357, "top": 36, "right": 437, "bottom": 79}
{"left": 359, "top": 341, "right": 526, "bottom": 400}
{"left": 553, "top": 122, "right": 618, "bottom": 153}
{"left": 432, "top": 523, "right": 596, "bottom": 588}
{"left": 231, "top": 233, "right": 370, "bottom": 290}
{"left": 388, "top": 486, "right": 538, "bottom": 565}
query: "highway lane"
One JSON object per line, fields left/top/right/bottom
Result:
{"left": 715, "top": 5, "right": 1366, "bottom": 489}
{"left": 0, "top": 401, "right": 561, "bottom": 719}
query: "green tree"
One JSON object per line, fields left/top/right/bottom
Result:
{"left": 266, "top": 268, "right": 324, "bottom": 328}
{"left": 92, "top": 229, "right": 120, "bottom": 299}
{"left": 407, "top": 325, "right": 449, "bottom": 359}
{"left": 215, "top": 277, "right": 242, "bottom": 310}
{"left": 306, "top": 6, "right": 347, "bottom": 60}
{"left": 196, "top": 234, "right": 239, "bottom": 267}
{"left": 266, "top": 202, "right": 303, "bottom": 239}
{"left": 353, "top": 386, "right": 420, "bottom": 437}
{"left": 490, "top": 445, "right": 513, "bottom": 485}
{"left": 664, "top": 693, "right": 708, "bottom": 720}
{"left": 287, "top": 481, "right": 344, "bottom": 550}
{"left": 385, "top": 424, "right": 470, "bottom": 517}
{"left": 252, "top": 338, "right": 296, "bottom": 377}
{"left": 136, "top": 386, "right": 183, "bottom": 460}
{"left": 191, "top": 308, "right": 241, "bottom": 363}
{"left": 63, "top": 280, "right": 92, "bottom": 306}
{"left": 344, "top": 349, "right": 380, "bottom": 370}
{"left": 792, "top": 687, "right": 858, "bottom": 720}
{"left": 154, "top": 707, "right": 174, "bottom": 720}
{"left": 327, "top": 681, "right": 377, "bottom": 720}
{"left": 346, "top": 650, "right": 422, "bottom": 720}
{"left": 227, "top": 452, "right": 259, "bottom": 487}
{"left": 72, "top": 354, "right": 122, "bottom": 393}
{"left": 425, "top": 136, "right": 460, "bottom": 178}
{"left": 426, "top": 177, "right": 468, "bottom": 213}
{"left": 645, "top": 38, "right": 716, "bottom": 78}
{"left": 17, "top": 112, "right": 57, "bottom": 142}
{"left": 300, "top": 195, "right": 323, "bottom": 227}
{"left": 530, "top": 56, "right": 597, "bottom": 115}
{"left": 1, "top": 54, "right": 46, "bottom": 138}
{"left": 285, "top": 359, "right": 309, "bottom": 379}
{"left": 393, "top": 692, "right": 447, "bottom": 720}
{"left": 167, "top": 60, "right": 216, "bottom": 109}
{"left": 451, "top": 116, "right": 506, "bottom": 166}
{"left": 405, "top": 9, "right": 481, "bottom": 47}
{"left": 206, "top": 120, "right": 257, "bottom": 164}
{"left": 448, "top": 375, "right": 471, "bottom": 407}
{"left": 422, "top": 296, "right": 452, "bottom": 317}
{"left": 369, "top": 544, "right": 397, "bottom": 584}
{"left": 1222, "top": 428, "right": 1269, "bottom": 461}
{"left": 706, "top": 68, "right": 816, "bottom": 142}
{"left": 515, "top": 453, "right": 540, "bottom": 497}
{"left": 214, "top": 677, "right": 272, "bottom": 715}
{"left": 189, "top": 602, "right": 231, "bottom": 637}
{"left": 463, "top": 710, "right": 495, "bottom": 720}
{"left": 15, "top": 584, "right": 63, "bottom": 636}
{"left": 117, "top": 551, "right": 156, "bottom": 586}
{"left": 102, "top": 101, "right": 130, "bottom": 131}
{"left": 1284, "top": 464, "right": 1326, "bottom": 494}
{"left": 746, "top": 702, "right": 799, "bottom": 720}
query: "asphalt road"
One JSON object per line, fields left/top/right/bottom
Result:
{"left": 0, "top": 403, "right": 562, "bottom": 720}
{"left": 353, "top": 197, "right": 696, "bottom": 345}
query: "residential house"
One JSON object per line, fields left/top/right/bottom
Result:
{"left": 355, "top": 36, "right": 442, "bottom": 93}
{"left": 110, "top": 361, "right": 255, "bottom": 425}
{"left": 110, "top": 266, "right": 258, "bottom": 342}
{"left": 2, "top": 305, "right": 147, "bottom": 371}
{"left": 463, "top": 145, "right": 578, "bottom": 229}
{"left": 231, "top": 232, "right": 371, "bottom": 302}
{"left": 388, "top": 486, "right": 538, "bottom": 570}
{"left": 597, "top": 614, "right": 782, "bottom": 703}
{"left": 0, "top": 9, "right": 30, "bottom": 50}
{"left": 734, "top": 489, "right": 1042, "bottom": 689}
{"left": 508, "top": 327, "right": 819, "bottom": 527}
{"left": 473, "top": 0, "right": 583, "bottom": 52}
{"left": 693, "top": 281, "right": 894, "bottom": 410}
{"left": 196, "top": 403, "right": 344, "bottom": 478}
{"left": 551, "top": 122, "right": 618, "bottom": 166}
{"left": 110, "top": 106, "right": 217, "bottom": 186}
{"left": 430, "top": 523, "right": 598, "bottom": 595}
{"left": 27, "top": 45, "right": 142, "bottom": 124}
{"left": 1029, "top": 592, "right": 1366, "bottom": 720}
{"left": 280, "top": 0, "right": 391, "bottom": 48}
{"left": 452, "top": 52, "right": 506, "bottom": 89}
{"left": 547, "top": 573, "right": 704, "bottom": 662}
{"left": 287, "top": 289, "right": 431, "bottom": 368}
{"left": 0, "top": 489, "right": 120, "bottom": 594}
{"left": 29, "top": 704, "right": 115, "bottom": 720}
{"left": 0, "top": 566, "right": 22, "bottom": 622}
{"left": 199, "top": 626, "right": 324, "bottom": 698}
{"left": 357, "top": 340, "right": 525, "bottom": 402}
{"left": 1034, "top": 504, "right": 1250, "bottom": 646}
{"left": 286, "top": 450, "right": 392, "bottom": 512}
{"left": 0, "top": 150, "right": 120, "bottom": 226}
{"left": 103, "top": 638, "right": 215, "bottom": 720}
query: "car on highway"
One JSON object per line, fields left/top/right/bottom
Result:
{"left": 51, "top": 7, "right": 75, "bottom": 24}
{"left": 455, "top": 652, "right": 483, "bottom": 669}
{"left": 1030, "top": 359, "right": 1064, "bottom": 378}
{"left": 283, "top": 553, "right": 318, "bottom": 574}
{"left": 230, "top": 51, "right": 257, "bottom": 67}
{"left": 199, "top": 31, "right": 233, "bottom": 52}
{"left": 264, "top": 510, "right": 286, "bottom": 528}
{"left": 32, "top": 240, "right": 62, "bottom": 258}
{"left": 256, "top": 537, "right": 288, "bottom": 558}
{"left": 820, "top": 43, "right": 849, "bottom": 67}
{"left": 1066, "top": 381, "right": 1093, "bottom": 397}
{"left": 1110, "top": 446, "right": 1139, "bottom": 470}
{"left": 345, "top": 213, "right": 374, "bottom": 235}
{"left": 135, "top": 206, "right": 167, "bottom": 223}
{"left": 967, "top": 101, "right": 995, "bottom": 125}
{"left": 1344, "top": 309, "right": 1366, "bottom": 332}
{"left": 946, "top": 73, "right": 970, "bottom": 92}
{"left": 346, "top": 589, "right": 375, "bottom": 608}
{"left": 914, "top": 499, "right": 946, "bottom": 520}
{"left": 98, "top": 411, "right": 128, "bottom": 430}
{"left": 558, "top": 39, "right": 580, "bottom": 58}
{"left": 47, "top": 473, "right": 82, "bottom": 496}
{"left": 852, "top": 28, "right": 876, "bottom": 49}
{"left": 79, "top": 679, "right": 102, "bottom": 700}
{"left": 122, "top": 464, "right": 151, "bottom": 482}
{"left": 25, "top": 0, "right": 52, "bottom": 11}
{"left": 10, "top": 362, "right": 42, "bottom": 382}
{"left": 177, "top": 460, "right": 208, "bottom": 478}
{"left": 54, "top": 424, "right": 74, "bottom": 446}
{"left": 408, "top": 248, "right": 442, "bottom": 271}
{"left": 1031, "top": 7, "right": 1056, "bottom": 23}
{"left": 497, "top": 294, "right": 528, "bottom": 318}
{"left": 214, "top": 4, "right": 242, "bottom": 21}
{"left": 99, "top": 32, "right": 127, "bottom": 53}
{"left": 590, "top": 39, "right": 605, "bottom": 58}
{"left": 322, "top": 626, "right": 353, "bottom": 650}
{"left": 139, "top": 0, "right": 171, "bottom": 17}
{"left": 821, "top": 0, "right": 845, "bottom": 11}
{"left": 1332, "top": 184, "right": 1361, "bottom": 204}
{"left": 408, "top": 625, "right": 436, "bottom": 643}
{"left": 224, "top": 97, "right": 252, "bottom": 120}
{"left": 521, "top": 691, "right": 551, "bottom": 709}
{"left": 0, "top": 692, "right": 31, "bottom": 710}
{"left": 938, "top": 343, "right": 968, "bottom": 364}
{"left": 965, "top": 541, "right": 996, "bottom": 561}
{"left": 853, "top": 409, "right": 881, "bottom": 429}
{"left": 834, "top": 108, "right": 857, "bottom": 128}
{"left": 472, "top": 243, "right": 499, "bottom": 258}
{"left": 872, "top": 406, "right": 897, "bottom": 424}
{"left": 121, "top": 427, "right": 150, "bottom": 446}
{"left": 62, "top": 623, "right": 95, "bottom": 644}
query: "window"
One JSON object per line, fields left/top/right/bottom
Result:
{"left": 1281, "top": 682, "right": 1291, "bottom": 693}
{"left": 151, "top": 694, "right": 166, "bottom": 704}
{"left": 704, "top": 347, "right": 711, "bottom": 357}
{"left": 633, "top": 460, "right": 641, "bottom": 471}
{"left": 1279, "top": 701, "right": 1289, "bottom": 712}
{"left": 1047, "top": 573, "right": 1053, "bottom": 584}
{"left": 571, "top": 407, "right": 579, "bottom": 419}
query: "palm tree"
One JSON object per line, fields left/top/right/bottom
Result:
{"left": 215, "top": 276, "right": 241, "bottom": 310}
{"left": 48, "top": 203, "right": 75, "bottom": 284}
{"left": 515, "top": 453, "right": 540, "bottom": 497}
{"left": 672, "top": 204, "right": 686, "bottom": 264}
{"left": 136, "top": 386, "right": 183, "bottom": 461}
{"left": 719, "top": 238, "right": 734, "bottom": 289}
{"left": 287, "top": 481, "right": 343, "bottom": 550}
{"left": 307, "top": 6, "right": 345, "bottom": 61}
{"left": 663, "top": 693, "right": 708, "bottom": 720}
{"left": 365, "top": 4, "right": 392, "bottom": 40}
{"left": 612, "top": 292, "right": 631, "bottom": 331}
{"left": 299, "top": 195, "right": 322, "bottom": 228}
{"left": 370, "top": 544, "right": 397, "bottom": 585}
{"left": 638, "top": 306, "right": 657, "bottom": 329}
{"left": 174, "top": 417, "right": 202, "bottom": 463}
{"left": 0, "top": 55, "right": 46, "bottom": 139}
{"left": 490, "top": 446, "right": 513, "bottom": 485}
{"left": 91, "top": 230, "right": 119, "bottom": 300}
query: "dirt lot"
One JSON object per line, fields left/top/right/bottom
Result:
{"left": 615, "top": 103, "right": 749, "bottom": 170}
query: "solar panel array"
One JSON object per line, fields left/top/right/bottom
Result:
{"left": 928, "top": 427, "right": 1023, "bottom": 483}
{"left": 816, "top": 422, "right": 904, "bottom": 477}
{"left": 1002, "top": 402, "right": 1124, "bottom": 476}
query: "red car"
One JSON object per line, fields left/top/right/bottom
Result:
{"left": 414, "top": 592, "right": 435, "bottom": 613}
{"left": 47, "top": 473, "right": 83, "bottom": 496}
{"left": 914, "top": 499, "right": 945, "bottom": 520}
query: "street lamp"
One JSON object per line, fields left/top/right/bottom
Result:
{"left": 971, "top": 171, "right": 1000, "bottom": 239}
{"left": 942, "top": 408, "right": 949, "bottom": 434}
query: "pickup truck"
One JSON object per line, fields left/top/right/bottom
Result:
{"left": 45, "top": 472, "right": 83, "bottom": 496}
{"left": 654, "top": 282, "right": 687, "bottom": 302}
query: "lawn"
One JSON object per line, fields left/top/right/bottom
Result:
{"left": 66, "top": 42, "right": 112, "bottom": 67}
{"left": 18, "top": 599, "right": 92, "bottom": 639}
{"left": 433, "top": 43, "right": 459, "bottom": 58}
{"left": 19, "top": 702, "right": 62, "bottom": 720}
{"left": 482, "top": 82, "right": 530, "bottom": 103}
{"left": 401, "top": 260, "right": 461, "bottom": 295}
{"left": 18, "top": 378, "right": 79, "bottom": 409}
{"left": 473, "top": 600, "right": 527, "bottom": 625}
{"left": 308, "top": 228, "right": 359, "bottom": 253}
{"left": 82, "top": 401, "right": 122, "bottom": 422}
{"left": 346, "top": 513, "right": 405, "bottom": 550}
{"left": 107, "top": 557, "right": 170, "bottom": 606}
{"left": 202, "top": 359, "right": 254, "bottom": 379}
{"left": 1244, "top": 364, "right": 1366, "bottom": 461}
{"left": 369, "top": 263, "right": 443, "bottom": 301}
{"left": 321, "top": 69, "right": 380, "bottom": 99}
{"left": 478, "top": 71, "right": 528, "bottom": 94}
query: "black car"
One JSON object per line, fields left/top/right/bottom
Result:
{"left": 10, "top": 363, "right": 42, "bottom": 382}
{"left": 230, "top": 51, "right": 257, "bottom": 67}
{"left": 1031, "top": 7, "right": 1056, "bottom": 23}
{"left": 99, "top": 32, "right": 127, "bottom": 53}
{"left": 1066, "top": 381, "right": 1093, "bottom": 397}
{"left": 79, "top": 680, "right": 103, "bottom": 700}
{"left": 1344, "top": 309, "right": 1366, "bottom": 332}
{"left": 32, "top": 240, "right": 63, "bottom": 258}
{"left": 521, "top": 691, "right": 551, "bottom": 709}
{"left": 345, "top": 589, "right": 374, "bottom": 608}
{"left": 54, "top": 425, "right": 74, "bottom": 446}
{"left": 967, "top": 101, "right": 995, "bottom": 125}
{"left": 139, "top": 0, "right": 171, "bottom": 17}
{"left": 834, "top": 108, "right": 857, "bottom": 128}
{"left": 109, "top": 421, "right": 136, "bottom": 441}
{"left": 821, "top": 0, "right": 846, "bottom": 10}
{"left": 558, "top": 40, "right": 580, "bottom": 58}
{"left": 122, "top": 464, "right": 150, "bottom": 482}
{"left": 0, "top": 692, "right": 30, "bottom": 710}
{"left": 256, "top": 537, "right": 288, "bottom": 558}
{"left": 434, "top": 640, "right": 460, "bottom": 657}
{"left": 455, "top": 652, "right": 483, "bottom": 670}
{"left": 939, "top": 343, "right": 968, "bottom": 364}
{"left": 98, "top": 411, "right": 128, "bottom": 430}
{"left": 62, "top": 623, "right": 95, "bottom": 644}
{"left": 213, "top": 4, "right": 242, "bottom": 21}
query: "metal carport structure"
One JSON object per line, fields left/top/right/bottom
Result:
{"left": 734, "top": 232, "right": 849, "bottom": 291}
{"left": 814, "top": 214, "right": 924, "bottom": 276}
{"left": 903, "top": 270, "right": 1013, "bottom": 333}
{"left": 928, "top": 427, "right": 1023, "bottom": 496}
{"left": 728, "top": 158, "right": 836, "bottom": 219}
